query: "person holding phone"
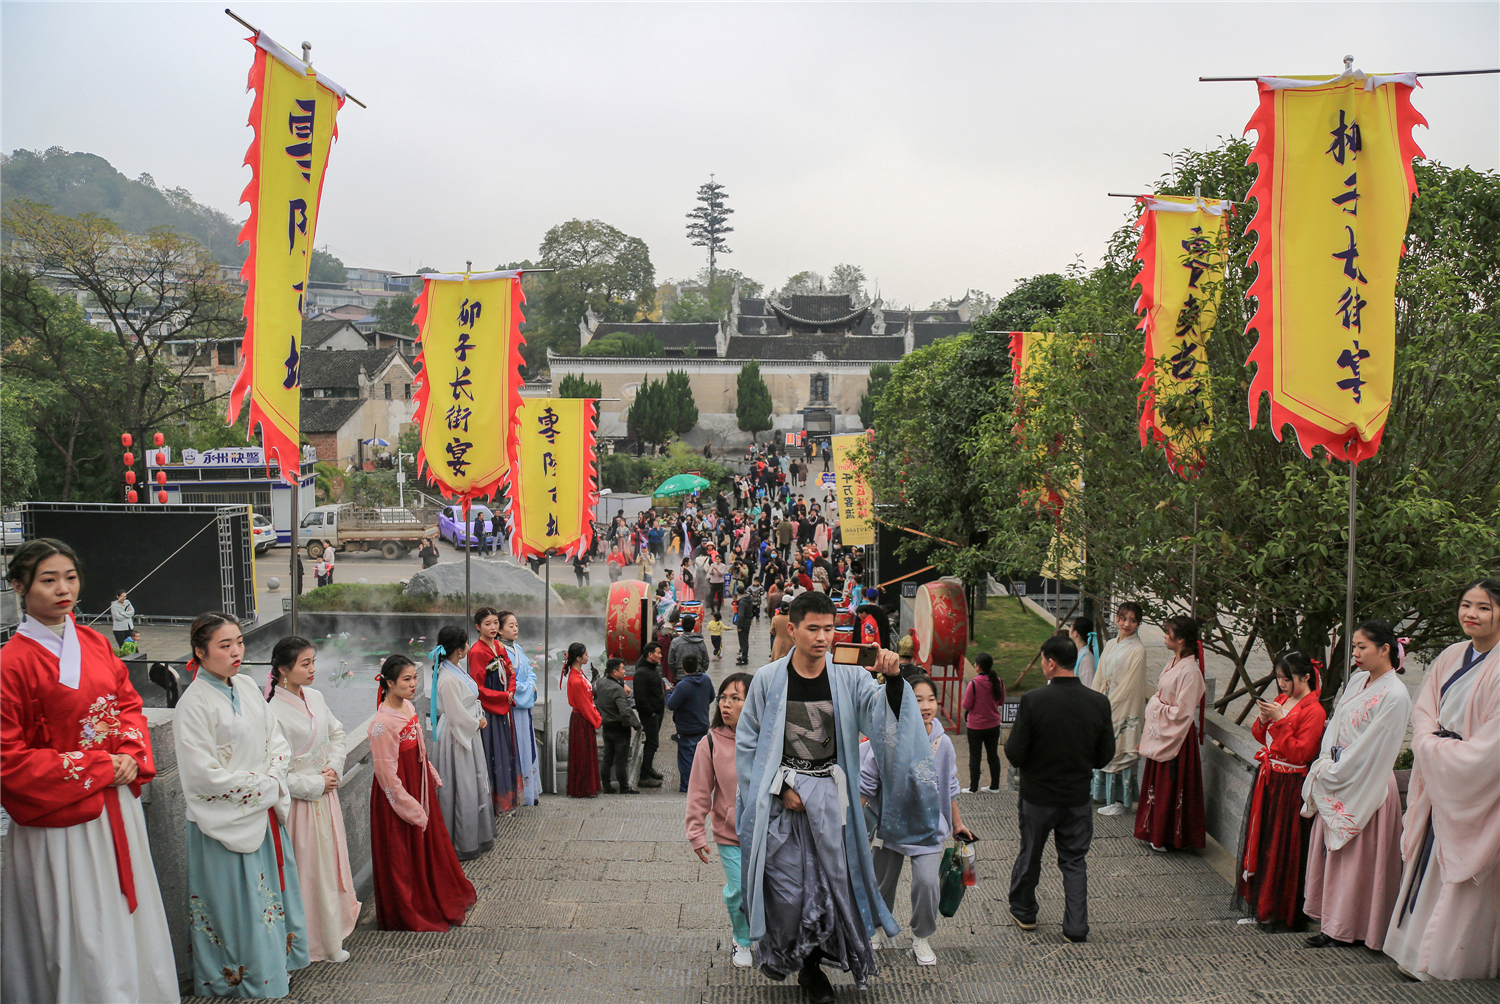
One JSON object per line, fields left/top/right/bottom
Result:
{"left": 1235, "top": 651, "right": 1325, "bottom": 929}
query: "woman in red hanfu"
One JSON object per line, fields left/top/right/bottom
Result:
{"left": 0, "top": 538, "right": 178, "bottom": 1004}
{"left": 1134, "top": 615, "right": 1208, "bottom": 852}
{"left": 563, "top": 643, "right": 602, "bottom": 798}
{"left": 1235, "top": 651, "right": 1326, "bottom": 928}
{"left": 368, "top": 655, "right": 476, "bottom": 931}
{"left": 468, "top": 606, "right": 520, "bottom": 813}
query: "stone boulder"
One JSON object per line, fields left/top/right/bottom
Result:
{"left": 405, "top": 557, "right": 561, "bottom": 606}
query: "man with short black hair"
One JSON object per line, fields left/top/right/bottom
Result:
{"left": 737, "top": 590, "right": 940, "bottom": 1002}
{"left": 633, "top": 642, "right": 668, "bottom": 786}
{"left": 1004, "top": 635, "right": 1115, "bottom": 944}
{"left": 595, "top": 657, "right": 641, "bottom": 794}
{"left": 666, "top": 654, "right": 714, "bottom": 792}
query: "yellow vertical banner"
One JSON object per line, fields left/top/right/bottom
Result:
{"left": 412, "top": 271, "right": 526, "bottom": 501}
{"left": 227, "top": 32, "right": 346, "bottom": 481}
{"left": 1132, "top": 196, "right": 1229, "bottom": 475}
{"left": 1243, "top": 71, "right": 1425, "bottom": 461}
{"left": 510, "top": 398, "right": 600, "bottom": 560}
{"left": 830, "top": 434, "right": 874, "bottom": 546}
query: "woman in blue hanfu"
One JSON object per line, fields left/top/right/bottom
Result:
{"left": 735, "top": 591, "right": 941, "bottom": 1004}
{"left": 497, "top": 611, "right": 543, "bottom": 806}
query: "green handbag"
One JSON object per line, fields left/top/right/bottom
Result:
{"left": 938, "top": 841, "right": 967, "bottom": 917}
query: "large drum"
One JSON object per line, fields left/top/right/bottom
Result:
{"left": 914, "top": 578, "right": 968, "bottom": 668}
{"left": 834, "top": 608, "right": 856, "bottom": 645}
{"left": 606, "top": 580, "right": 653, "bottom": 663}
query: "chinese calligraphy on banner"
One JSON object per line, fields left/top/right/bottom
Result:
{"left": 411, "top": 271, "right": 526, "bottom": 501}
{"left": 227, "top": 32, "right": 345, "bottom": 483}
{"left": 830, "top": 434, "right": 874, "bottom": 546}
{"left": 1132, "top": 196, "right": 1231, "bottom": 475}
{"left": 1243, "top": 71, "right": 1425, "bottom": 461}
{"left": 510, "top": 398, "right": 600, "bottom": 560}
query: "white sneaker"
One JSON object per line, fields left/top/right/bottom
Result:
{"left": 731, "top": 944, "right": 753, "bottom": 968}
{"left": 911, "top": 937, "right": 936, "bottom": 966}
{"left": 1098, "top": 802, "right": 1126, "bottom": 816}
{"left": 329, "top": 949, "right": 351, "bottom": 963}
{"left": 870, "top": 930, "right": 887, "bottom": 950}
{"left": 981, "top": 787, "right": 1001, "bottom": 794}
{"left": 959, "top": 787, "right": 976, "bottom": 794}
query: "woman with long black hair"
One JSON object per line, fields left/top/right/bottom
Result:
{"left": 961, "top": 652, "right": 1005, "bottom": 794}
{"left": 1134, "top": 615, "right": 1207, "bottom": 852}
{"left": 431, "top": 625, "right": 494, "bottom": 861}
{"left": 563, "top": 643, "right": 602, "bottom": 798}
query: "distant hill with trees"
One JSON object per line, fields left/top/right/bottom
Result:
{"left": 1, "top": 147, "right": 246, "bottom": 266}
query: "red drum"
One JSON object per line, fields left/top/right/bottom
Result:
{"left": 606, "top": 580, "right": 653, "bottom": 663}
{"left": 834, "top": 625, "right": 855, "bottom": 645}
{"left": 914, "top": 579, "right": 968, "bottom": 668}
{"left": 835, "top": 610, "right": 855, "bottom": 629}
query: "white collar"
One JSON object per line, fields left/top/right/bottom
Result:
{"left": 17, "top": 614, "right": 83, "bottom": 689}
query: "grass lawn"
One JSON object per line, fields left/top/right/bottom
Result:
{"left": 968, "top": 597, "right": 1056, "bottom": 695}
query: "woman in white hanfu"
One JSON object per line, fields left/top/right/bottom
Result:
{"left": 175, "top": 612, "right": 310, "bottom": 998}
{"left": 265, "top": 635, "right": 360, "bottom": 964}
{"left": 1383, "top": 580, "right": 1500, "bottom": 980}
{"left": 1301, "top": 619, "right": 1412, "bottom": 952}
{"left": 0, "top": 539, "right": 177, "bottom": 1004}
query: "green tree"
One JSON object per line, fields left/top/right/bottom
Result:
{"left": 599, "top": 451, "right": 653, "bottom": 492}
{"left": 371, "top": 292, "right": 418, "bottom": 337}
{"left": 857, "top": 362, "right": 892, "bottom": 429}
{"left": 780, "top": 271, "right": 823, "bottom": 296}
{"left": 735, "top": 361, "right": 773, "bottom": 443}
{"left": 828, "top": 264, "right": 867, "bottom": 300}
{"left": 685, "top": 176, "right": 734, "bottom": 291}
{"left": 665, "top": 289, "right": 718, "bottom": 322}
{"left": 558, "top": 373, "right": 602, "bottom": 398}
{"left": 975, "top": 273, "right": 1067, "bottom": 332}
{"left": 530, "top": 219, "right": 656, "bottom": 368}
{"left": 578, "top": 332, "right": 663, "bottom": 357}
{"left": 663, "top": 369, "right": 698, "bottom": 435}
{"left": 627, "top": 378, "right": 674, "bottom": 450}
{"left": 0, "top": 380, "right": 38, "bottom": 504}
{"left": 308, "top": 248, "right": 346, "bottom": 283}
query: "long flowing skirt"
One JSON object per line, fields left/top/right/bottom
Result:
{"left": 370, "top": 743, "right": 476, "bottom": 931}
{"left": 568, "top": 711, "right": 601, "bottom": 798}
{"left": 513, "top": 706, "right": 542, "bottom": 806}
{"left": 755, "top": 774, "right": 877, "bottom": 988}
{"left": 1234, "top": 769, "right": 1312, "bottom": 928}
{"left": 1303, "top": 775, "right": 1404, "bottom": 950}
{"left": 1383, "top": 810, "right": 1500, "bottom": 980}
{"left": 482, "top": 671, "right": 522, "bottom": 813}
{"left": 1, "top": 794, "right": 177, "bottom": 1004}
{"left": 286, "top": 792, "right": 360, "bottom": 961}
{"left": 1133, "top": 726, "right": 1206, "bottom": 850}
{"left": 185, "top": 815, "right": 310, "bottom": 998}
{"left": 434, "top": 722, "right": 496, "bottom": 861}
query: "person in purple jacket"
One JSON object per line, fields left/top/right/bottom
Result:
{"left": 962, "top": 653, "right": 1005, "bottom": 794}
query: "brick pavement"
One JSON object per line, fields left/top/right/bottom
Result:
{"left": 217, "top": 599, "right": 1486, "bottom": 1004}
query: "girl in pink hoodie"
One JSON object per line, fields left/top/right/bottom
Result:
{"left": 685, "top": 672, "right": 754, "bottom": 968}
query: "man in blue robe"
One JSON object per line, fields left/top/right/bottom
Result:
{"left": 736, "top": 591, "right": 941, "bottom": 1003}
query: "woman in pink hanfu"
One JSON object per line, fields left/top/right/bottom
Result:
{"left": 1383, "top": 579, "right": 1500, "bottom": 981}
{"left": 1301, "top": 619, "right": 1412, "bottom": 951}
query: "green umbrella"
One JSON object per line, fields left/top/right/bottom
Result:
{"left": 653, "top": 473, "right": 711, "bottom": 497}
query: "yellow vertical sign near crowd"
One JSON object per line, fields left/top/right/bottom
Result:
{"left": 1132, "top": 196, "right": 1229, "bottom": 475}
{"left": 510, "top": 398, "right": 600, "bottom": 560}
{"left": 411, "top": 270, "right": 526, "bottom": 501}
{"left": 227, "top": 32, "right": 345, "bottom": 480}
{"left": 1243, "top": 71, "right": 1425, "bottom": 461}
{"left": 830, "top": 434, "right": 874, "bottom": 546}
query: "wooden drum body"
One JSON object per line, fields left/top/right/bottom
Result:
{"left": 914, "top": 579, "right": 968, "bottom": 668}
{"left": 606, "top": 580, "right": 653, "bottom": 662}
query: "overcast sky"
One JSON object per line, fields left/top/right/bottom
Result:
{"left": 3, "top": 2, "right": 1496, "bottom": 307}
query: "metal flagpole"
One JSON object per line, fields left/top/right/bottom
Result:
{"left": 223, "top": 8, "right": 369, "bottom": 106}
{"left": 542, "top": 556, "right": 553, "bottom": 794}
{"left": 1342, "top": 462, "right": 1358, "bottom": 676}
{"left": 289, "top": 478, "right": 299, "bottom": 632}
{"left": 463, "top": 498, "right": 472, "bottom": 627}
{"left": 1190, "top": 500, "right": 1199, "bottom": 617}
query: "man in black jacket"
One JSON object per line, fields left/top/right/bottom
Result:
{"left": 594, "top": 658, "right": 641, "bottom": 794}
{"left": 632, "top": 642, "right": 668, "bottom": 787}
{"left": 1003, "top": 635, "right": 1115, "bottom": 944}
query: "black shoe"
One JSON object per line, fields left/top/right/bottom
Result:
{"left": 797, "top": 962, "right": 835, "bottom": 1004}
{"left": 639, "top": 777, "right": 662, "bottom": 788}
{"left": 1064, "top": 933, "right": 1087, "bottom": 944}
{"left": 644, "top": 767, "right": 664, "bottom": 780}
{"left": 620, "top": 787, "right": 642, "bottom": 794}
{"left": 600, "top": 786, "right": 618, "bottom": 795}
{"left": 1304, "top": 932, "right": 1348, "bottom": 948}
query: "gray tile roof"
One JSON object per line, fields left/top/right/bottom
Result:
{"left": 302, "top": 318, "right": 366, "bottom": 349}
{"left": 299, "top": 397, "right": 364, "bottom": 433}
{"left": 591, "top": 322, "right": 718, "bottom": 349}
{"left": 299, "top": 347, "right": 400, "bottom": 390}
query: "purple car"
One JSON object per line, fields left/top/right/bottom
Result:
{"left": 437, "top": 504, "right": 501, "bottom": 549}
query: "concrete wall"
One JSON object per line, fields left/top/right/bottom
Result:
{"left": 140, "top": 708, "right": 378, "bottom": 980}
{"left": 1201, "top": 710, "right": 1259, "bottom": 856}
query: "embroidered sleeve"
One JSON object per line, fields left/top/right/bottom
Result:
{"left": 173, "top": 695, "right": 281, "bottom": 817}
{"left": 369, "top": 716, "right": 427, "bottom": 827}
{"left": 0, "top": 666, "right": 115, "bottom": 824}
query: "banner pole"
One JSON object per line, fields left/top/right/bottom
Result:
{"left": 1343, "top": 461, "right": 1358, "bottom": 678}
{"left": 463, "top": 499, "right": 472, "bottom": 627}
{"left": 542, "top": 557, "right": 553, "bottom": 794}
{"left": 1190, "top": 500, "right": 1199, "bottom": 618}
{"left": 289, "top": 478, "right": 299, "bottom": 633}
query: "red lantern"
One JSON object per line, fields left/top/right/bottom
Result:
{"left": 155, "top": 470, "right": 167, "bottom": 486}
{"left": 123, "top": 452, "right": 134, "bottom": 467}
{"left": 155, "top": 451, "right": 166, "bottom": 466}
{"left": 157, "top": 490, "right": 168, "bottom": 504}
{"left": 125, "top": 471, "right": 137, "bottom": 485}
{"left": 153, "top": 432, "right": 165, "bottom": 447}
{"left": 127, "top": 490, "right": 139, "bottom": 504}
{"left": 121, "top": 433, "right": 133, "bottom": 448}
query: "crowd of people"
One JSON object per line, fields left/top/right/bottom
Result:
{"left": 3, "top": 518, "right": 1494, "bottom": 1003}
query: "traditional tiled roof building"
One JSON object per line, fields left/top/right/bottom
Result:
{"left": 550, "top": 290, "right": 974, "bottom": 444}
